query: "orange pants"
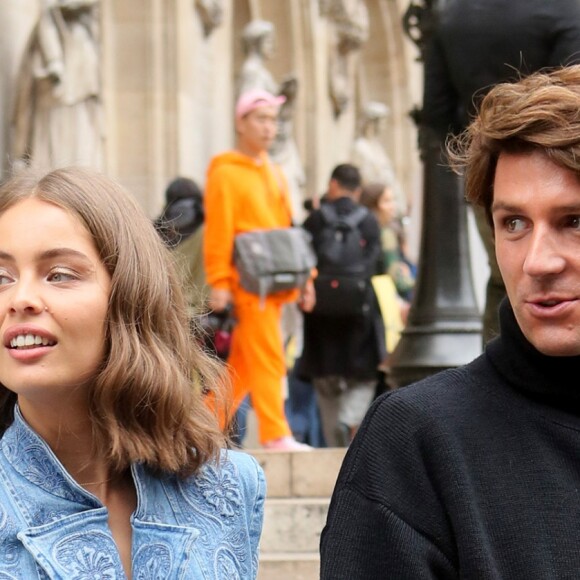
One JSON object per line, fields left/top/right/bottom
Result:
{"left": 225, "top": 296, "right": 292, "bottom": 444}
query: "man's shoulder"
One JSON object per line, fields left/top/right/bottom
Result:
{"left": 207, "top": 151, "right": 253, "bottom": 178}
{"left": 370, "top": 355, "right": 495, "bottom": 425}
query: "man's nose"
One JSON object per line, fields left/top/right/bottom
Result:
{"left": 522, "top": 228, "right": 566, "bottom": 277}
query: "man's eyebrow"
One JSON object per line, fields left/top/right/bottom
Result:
{"left": 492, "top": 201, "right": 580, "bottom": 213}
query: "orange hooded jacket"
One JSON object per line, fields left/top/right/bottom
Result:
{"left": 203, "top": 150, "right": 299, "bottom": 302}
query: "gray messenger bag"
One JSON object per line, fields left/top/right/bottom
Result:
{"left": 234, "top": 227, "right": 316, "bottom": 302}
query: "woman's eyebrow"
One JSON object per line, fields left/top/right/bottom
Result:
{"left": 37, "top": 248, "right": 93, "bottom": 263}
{"left": 0, "top": 248, "right": 94, "bottom": 266}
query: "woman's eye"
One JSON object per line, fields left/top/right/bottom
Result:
{"left": 47, "top": 270, "right": 76, "bottom": 283}
{"left": 0, "top": 273, "right": 14, "bottom": 285}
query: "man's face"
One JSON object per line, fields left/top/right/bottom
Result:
{"left": 236, "top": 105, "right": 278, "bottom": 156}
{"left": 492, "top": 150, "right": 580, "bottom": 356}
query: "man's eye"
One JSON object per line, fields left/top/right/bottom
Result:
{"left": 566, "top": 216, "right": 580, "bottom": 230}
{"left": 505, "top": 217, "right": 525, "bottom": 233}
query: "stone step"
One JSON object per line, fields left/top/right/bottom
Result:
{"left": 244, "top": 447, "right": 347, "bottom": 577}
{"left": 261, "top": 497, "right": 330, "bottom": 553}
{"left": 258, "top": 553, "right": 319, "bottom": 580}
{"left": 248, "top": 447, "right": 347, "bottom": 498}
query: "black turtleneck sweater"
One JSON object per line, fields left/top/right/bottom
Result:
{"left": 321, "top": 299, "right": 580, "bottom": 579}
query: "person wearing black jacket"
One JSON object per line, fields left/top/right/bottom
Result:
{"left": 422, "top": 0, "right": 580, "bottom": 344}
{"left": 297, "top": 163, "right": 386, "bottom": 447}
{"left": 321, "top": 65, "right": 580, "bottom": 579}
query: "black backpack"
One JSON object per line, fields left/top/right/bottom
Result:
{"left": 312, "top": 203, "right": 371, "bottom": 317}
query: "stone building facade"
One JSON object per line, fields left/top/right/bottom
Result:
{"left": 1, "top": 0, "right": 422, "bottom": 221}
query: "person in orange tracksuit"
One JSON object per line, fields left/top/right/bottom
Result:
{"left": 204, "top": 88, "right": 315, "bottom": 450}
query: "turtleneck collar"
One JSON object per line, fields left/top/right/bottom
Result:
{"left": 486, "top": 298, "right": 580, "bottom": 412}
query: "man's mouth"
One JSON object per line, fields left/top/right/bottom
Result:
{"left": 9, "top": 334, "right": 56, "bottom": 349}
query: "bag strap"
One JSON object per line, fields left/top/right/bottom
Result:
{"left": 320, "top": 203, "right": 368, "bottom": 229}
{"left": 320, "top": 202, "right": 339, "bottom": 225}
{"left": 267, "top": 159, "right": 293, "bottom": 224}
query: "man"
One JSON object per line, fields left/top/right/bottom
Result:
{"left": 321, "top": 66, "right": 580, "bottom": 578}
{"left": 422, "top": 0, "right": 580, "bottom": 343}
{"left": 204, "top": 88, "right": 314, "bottom": 450}
{"left": 297, "top": 164, "right": 385, "bottom": 447}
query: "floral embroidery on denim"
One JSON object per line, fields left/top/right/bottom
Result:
{"left": 212, "top": 541, "right": 251, "bottom": 580}
{"left": 1, "top": 411, "right": 89, "bottom": 505}
{"left": 215, "top": 554, "right": 241, "bottom": 580}
{"left": 54, "top": 532, "right": 123, "bottom": 578}
{"left": 193, "top": 462, "right": 243, "bottom": 519}
{"left": 0, "top": 503, "right": 19, "bottom": 568}
{"left": 133, "top": 543, "right": 172, "bottom": 579}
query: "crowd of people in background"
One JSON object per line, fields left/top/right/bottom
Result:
{"left": 153, "top": 90, "right": 416, "bottom": 449}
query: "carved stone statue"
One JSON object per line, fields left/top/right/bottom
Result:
{"left": 351, "top": 101, "right": 407, "bottom": 216}
{"left": 237, "top": 19, "right": 305, "bottom": 222}
{"left": 0, "top": 1, "right": 39, "bottom": 179}
{"left": 237, "top": 19, "right": 278, "bottom": 97}
{"left": 12, "top": 0, "right": 103, "bottom": 171}
{"left": 270, "top": 76, "right": 307, "bottom": 222}
{"left": 194, "top": 0, "right": 224, "bottom": 38}
{"left": 322, "top": 0, "right": 369, "bottom": 117}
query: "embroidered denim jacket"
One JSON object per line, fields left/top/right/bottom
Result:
{"left": 0, "top": 408, "right": 266, "bottom": 579}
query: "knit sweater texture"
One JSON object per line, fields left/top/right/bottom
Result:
{"left": 321, "top": 299, "right": 580, "bottom": 579}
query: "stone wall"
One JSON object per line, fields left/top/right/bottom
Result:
{"left": 2, "top": 0, "right": 423, "bottom": 222}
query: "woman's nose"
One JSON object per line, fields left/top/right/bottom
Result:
{"left": 7, "top": 278, "right": 45, "bottom": 315}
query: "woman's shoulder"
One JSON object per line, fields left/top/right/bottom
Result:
{"left": 176, "top": 449, "right": 265, "bottom": 506}
{"left": 218, "top": 448, "right": 265, "bottom": 485}
{"left": 140, "top": 449, "right": 266, "bottom": 526}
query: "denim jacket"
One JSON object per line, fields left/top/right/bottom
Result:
{"left": 0, "top": 407, "right": 266, "bottom": 579}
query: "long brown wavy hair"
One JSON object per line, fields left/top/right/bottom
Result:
{"left": 0, "top": 167, "right": 228, "bottom": 476}
{"left": 447, "top": 65, "right": 580, "bottom": 226}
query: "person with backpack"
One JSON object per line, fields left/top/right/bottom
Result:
{"left": 296, "top": 164, "right": 386, "bottom": 446}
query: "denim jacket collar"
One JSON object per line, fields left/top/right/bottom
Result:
{"left": 0, "top": 407, "right": 203, "bottom": 577}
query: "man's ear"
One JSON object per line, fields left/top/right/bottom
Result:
{"left": 234, "top": 116, "right": 244, "bottom": 136}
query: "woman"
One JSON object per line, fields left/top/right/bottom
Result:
{"left": 360, "top": 182, "right": 415, "bottom": 322}
{"left": 0, "top": 167, "right": 265, "bottom": 578}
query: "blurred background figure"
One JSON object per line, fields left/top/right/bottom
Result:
{"left": 154, "top": 176, "right": 207, "bottom": 315}
{"left": 360, "top": 181, "right": 416, "bottom": 395}
{"left": 298, "top": 163, "right": 385, "bottom": 447}
{"left": 360, "top": 181, "right": 416, "bottom": 325}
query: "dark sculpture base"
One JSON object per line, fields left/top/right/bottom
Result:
{"left": 389, "top": 321, "right": 482, "bottom": 387}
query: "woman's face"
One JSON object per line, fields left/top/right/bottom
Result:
{"left": 0, "top": 198, "right": 111, "bottom": 410}
{"left": 376, "top": 187, "right": 397, "bottom": 226}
